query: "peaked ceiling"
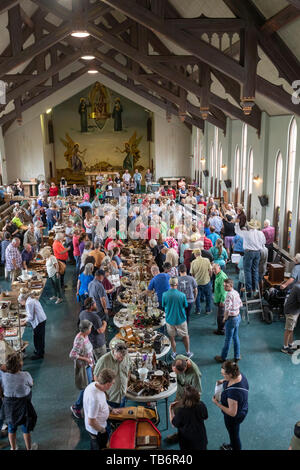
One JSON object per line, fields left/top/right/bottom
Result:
{"left": 0, "top": 0, "right": 300, "bottom": 135}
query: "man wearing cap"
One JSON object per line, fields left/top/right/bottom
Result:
{"left": 162, "top": 277, "right": 193, "bottom": 360}
{"left": 235, "top": 219, "right": 266, "bottom": 298}
{"left": 93, "top": 343, "right": 131, "bottom": 408}
{"left": 190, "top": 249, "right": 213, "bottom": 315}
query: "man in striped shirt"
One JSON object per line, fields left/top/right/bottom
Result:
{"left": 215, "top": 278, "right": 243, "bottom": 363}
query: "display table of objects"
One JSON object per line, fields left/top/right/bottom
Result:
{"left": 109, "top": 329, "right": 171, "bottom": 360}
{"left": 0, "top": 269, "right": 47, "bottom": 353}
{"left": 113, "top": 307, "right": 166, "bottom": 331}
{"left": 126, "top": 381, "right": 177, "bottom": 431}
{"left": 162, "top": 177, "right": 182, "bottom": 187}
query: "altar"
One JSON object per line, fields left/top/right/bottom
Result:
{"left": 85, "top": 171, "right": 119, "bottom": 187}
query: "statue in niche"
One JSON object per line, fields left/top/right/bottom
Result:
{"left": 78, "top": 97, "right": 88, "bottom": 133}
{"left": 88, "top": 81, "right": 111, "bottom": 130}
{"left": 112, "top": 98, "right": 123, "bottom": 131}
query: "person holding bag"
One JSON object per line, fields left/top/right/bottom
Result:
{"left": 212, "top": 360, "right": 249, "bottom": 450}
{"left": 40, "top": 247, "right": 63, "bottom": 304}
{"left": 69, "top": 320, "right": 94, "bottom": 419}
{"left": 0, "top": 353, "right": 38, "bottom": 450}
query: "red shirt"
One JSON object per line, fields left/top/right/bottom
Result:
{"left": 49, "top": 186, "right": 59, "bottom": 197}
{"left": 72, "top": 235, "right": 80, "bottom": 257}
{"left": 104, "top": 237, "right": 124, "bottom": 251}
{"left": 203, "top": 236, "right": 213, "bottom": 251}
{"left": 53, "top": 240, "right": 68, "bottom": 261}
{"left": 146, "top": 226, "right": 160, "bottom": 240}
{"left": 167, "top": 189, "right": 176, "bottom": 200}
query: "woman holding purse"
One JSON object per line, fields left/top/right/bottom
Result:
{"left": 69, "top": 320, "right": 94, "bottom": 419}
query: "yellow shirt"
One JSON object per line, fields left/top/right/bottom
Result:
{"left": 190, "top": 256, "right": 211, "bottom": 285}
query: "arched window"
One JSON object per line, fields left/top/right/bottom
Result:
{"left": 247, "top": 148, "right": 253, "bottom": 219}
{"left": 219, "top": 144, "right": 223, "bottom": 197}
{"left": 241, "top": 124, "right": 248, "bottom": 204}
{"left": 235, "top": 146, "right": 240, "bottom": 205}
{"left": 274, "top": 151, "right": 283, "bottom": 245}
{"left": 284, "top": 118, "right": 297, "bottom": 251}
{"left": 210, "top": 143, "right": 214, "bottom": 195}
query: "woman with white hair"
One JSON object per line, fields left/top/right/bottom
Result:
{"left": 18, "top": 289, "right": 47, "bottom": 360}
{"left": 262, "top": 219, "right": 275, "bottom": 262}
{"left": 166, "top": 248, "right": 179, "bottom": 277}
{"left": 40, "top": 246, "right": 63, "bottom": 304}
{"left": 52, "top": 232, "right": 70, "bottom": 289}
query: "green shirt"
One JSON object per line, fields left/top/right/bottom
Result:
{"left": 214, "top": 270, "right": 228, "bottom": 304}
{"left": 160, "top": 221, "right": 168, "bottom": 237}
{"left": 12, "top": 217, "right": 22, "bottom": 228}
{"left": 175, "top": 354, "right": 202, "bottom": 400}
{"left": 94, "top": 351, "right": 132, "bottom": 403}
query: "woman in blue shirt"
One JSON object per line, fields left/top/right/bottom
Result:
{"left": 210, "top": 238, "right": 228, "bottom": 270}
{"left": 212, "top": 360, "right": 249, "bottom": 450}
{"left": 77, "top": 263, "right": 94, "bottom": 305}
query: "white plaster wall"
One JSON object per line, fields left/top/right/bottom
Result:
{"left": 154, "top": 114, "right": 192, "bottom": 180}
{"left": 4, "top": 116, "right": 45, "bottom": 182}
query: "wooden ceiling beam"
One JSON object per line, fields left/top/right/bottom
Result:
{"left": 261, "top": 5, "right": 300, "bottom": 34}
{"left": 5, "top": 51, "right": 81, "bottom": 105}
{"left": 0, "top": 0, "right": 19, "bottom": 15}
{"left": 98, "top": 0, "right": 245, "bottom": 83}
{"left": 0, "top": 23, "right": 71, "bottom": 78}
{"left": 285, "top": 0, "right": 300, "bottom": 10}
{"left": 8, "top": 5, "right": 23, "bottom": 56}
{"left": 223, "top": 0, "right": 300, "bottom": 84}
{"left": 1, "top": 66, "right": 88, "bottom": 129}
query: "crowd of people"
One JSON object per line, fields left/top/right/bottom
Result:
{"left": 0, "top": 174, "right": 300, "bottom": 451}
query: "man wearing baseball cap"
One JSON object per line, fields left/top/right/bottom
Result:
{"left": 162, "top": 277, "right": 193, "bottom": 360}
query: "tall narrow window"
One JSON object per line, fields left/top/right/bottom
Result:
{"left": 274, "top": 151, "right": 283, "bottom": 245}
{"left": 247, "top": 149, "right": 253, "bottom": 219}
{"left": 219, "top": 144, "right": 223, "bottom": 197}
{"left": 241, "top": 124, "right": 248, "bottom": 204}
{"left": 284, "top": 118, "right": 297, "bottom": 251}
{"left": 210, "top": 143, "right": 214, "bottom": 195}
{"left": 235, "top": 146, "right": 240, "bottom": 205}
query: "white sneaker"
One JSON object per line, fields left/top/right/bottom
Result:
{"left": 30, "top": 443, "right": 38, "bottom": 450}
{"left": 55, "top": 298, "right": 63, "bottom": 304}
{"left": 10, "top": 446, "right": 19, "bottom": 450}
{"left": 49, "top": 296, "right": 57, "bottom": 301}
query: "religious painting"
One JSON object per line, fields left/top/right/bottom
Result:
{"left": 53, "top": 83, "right": 150, "bottom": 178}
{"left": 88, "top": 82, "right": 111, "bottom": 131}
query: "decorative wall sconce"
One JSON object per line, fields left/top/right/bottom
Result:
{"left": 253, "top": 175, "right": 260, "bottom": 183}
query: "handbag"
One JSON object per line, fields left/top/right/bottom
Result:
{"left": 74, "top": 361, "right": 88, "bottom": 390}
{"left": 58, "top": 260, "right": 66, "bottom": 275}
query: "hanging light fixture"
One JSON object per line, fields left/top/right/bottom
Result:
{"left": 87, "top": 69, "right": 98, "bottom": 74}
{"left": 71, "top": 30, "right": 90, "bottom": 38}
{"left": 81, "top": 54, "right": 95, "bottom": 60}
{"left": 71, "top": 7, "right": 89, "bottom": 38}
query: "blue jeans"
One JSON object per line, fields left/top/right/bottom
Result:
{"left": 224, "top": 414, "right": 245, "bottom": 450}
{"left": 8, "top": 424, "right": 28, "bottom": 434}
{"left": 186, "top": 302, "right": 194, "bottom": 324}
{"left": 196, "top": 282, "right": 212, "bottom": 313}
{"left": 74, "top": 366, "right": 93, "bottom": 410}
{"left": 221, "top": 315, "right": 241, "bottom": 360}
{"left": 243, "top": 250, "right": 260, "bottom": 293}
{"left": 74, "top": 255, "right": 81, "bottom": 274}
{"left": 135, "top": 181, "right": 141, "bottom": 193}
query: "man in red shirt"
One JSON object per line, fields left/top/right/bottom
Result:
{"left": 167, "top": 186, "right": 176, "bottom": 200}
{"left": 53, "top": 233, "right": 70, "bottom": 289}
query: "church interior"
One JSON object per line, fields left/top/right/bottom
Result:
{"left": 0, "top": 0, "right": 300, "bottom": 454}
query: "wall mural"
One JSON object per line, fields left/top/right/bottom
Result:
{"left": 53, "top": 82, "right": 150, "bottom": 181}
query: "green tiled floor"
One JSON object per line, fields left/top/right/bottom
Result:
{"left": 0, "top": 263, "right": 298, "bottom": 450}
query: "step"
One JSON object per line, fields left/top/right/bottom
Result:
{"left": 245, "top": 299, "right": 262, "bottom": 304}
{"left": 247, "top": 309, "right": 263, "bottom": 314}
